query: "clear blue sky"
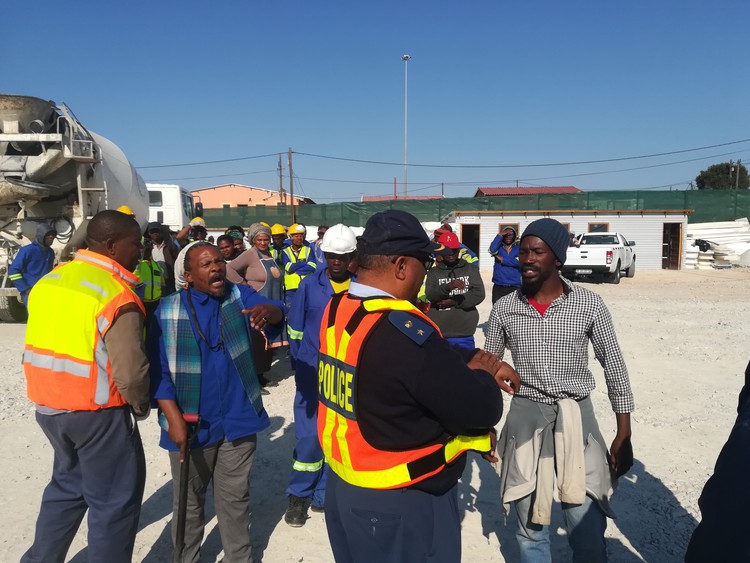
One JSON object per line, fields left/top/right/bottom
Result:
{"left": 5, "top": 1, "right": 749, "bottom": 202}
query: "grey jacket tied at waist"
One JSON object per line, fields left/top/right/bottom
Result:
{"left": 497, "top": 396, "right": 616, "bottom": 526}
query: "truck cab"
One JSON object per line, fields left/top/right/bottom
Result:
{"left": 146, "top": 183, "right": 199, "bottom": 233}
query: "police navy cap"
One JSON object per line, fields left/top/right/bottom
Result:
{"left": 357, "top": 210, "right": 450, "bottom": 256}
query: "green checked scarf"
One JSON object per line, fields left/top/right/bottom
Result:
{"left": 157, "top": 284, "right": 264, "bottom": 430}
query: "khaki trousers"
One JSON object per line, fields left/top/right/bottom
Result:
{"left": 169, "top": 435, "right": 257, "bottom": 563}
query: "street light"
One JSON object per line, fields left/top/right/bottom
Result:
{"left": 402, "top": 54, "right": 411, "bottom": 196}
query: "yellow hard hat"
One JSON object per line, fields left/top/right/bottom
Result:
{"left": 288, "top": 223, "right": 306, "bottom": 235}
{"left": 260, "top": 222, "right": 270, "bottom": 227}
{"left": 190, "top": 217, "right": 206, "bottom": 227}
{"left": 271, "top": 224, "right": 287, "bottom": 235}
{"left": 116, "top": 205, "right": 135, "bottom": 216}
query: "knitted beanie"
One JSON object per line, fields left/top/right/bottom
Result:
{"left": 521, "top": 218, "right": 569, "bottom": 265}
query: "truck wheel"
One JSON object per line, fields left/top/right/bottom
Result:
{"left": 609, "top": 262, "right": 621, "bottom": 284}
{"left": 626, "top": 258, "right": 636, "bottom": 278}
{"left": 0, "top": 292, "right": 28, "bottom": 322}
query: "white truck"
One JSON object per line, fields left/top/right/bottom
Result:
{"left": 146, "top": 183, "right": 201, "bottom": 233}
{"left": 0, "top": 94, "right": 149, "bottom": 321}
{"left": 562, "top": 232, "right": 636, "bottom": 284}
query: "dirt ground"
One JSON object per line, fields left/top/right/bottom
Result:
{"left": 1, "top": 269, "right": 747, "bottom": 562}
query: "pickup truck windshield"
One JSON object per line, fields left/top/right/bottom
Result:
{"left": 581, "top": 235, "right": 619, "bottom": 245}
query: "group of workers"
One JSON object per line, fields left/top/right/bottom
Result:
{"left": 17, "top": 206, "right": 643, "bottom": 563}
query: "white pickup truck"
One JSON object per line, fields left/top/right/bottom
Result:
{"left": 562, "top": 232, "right": 636, "bottom": 284}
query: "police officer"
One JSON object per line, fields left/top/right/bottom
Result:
{"left": 318, "top": 210, "right": 519, "bottom": 563}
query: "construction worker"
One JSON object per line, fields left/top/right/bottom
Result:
{"left": 136, "top": 239, "right": 163, "bottom": 325}
{"left": 116, "top": 204, "right": 135, "bottom": 217}
{"left": 9, "top": 223, "right": 56, "bottom": 307}
{"left": 176, "top": 217, "right": 208, "bottom": 246}
{"left": 285, "top": 224, "right": 356, "bottom": 527}
{"left": 312, "top": 224, "right": 329, "bottom": 267}
{"left": 21, "top": 210, "right": 149, "bottom": 563}
{"left": 281, "top": 224, "right": 316, "bottom": 313}
{"left": 217, "top": 234, "right": 241, "bottom": 262}
{"left": 319, "top": 210, "right": 519, "bottom": 562}
{"left": 270, "top": 223, "right": 288, "bottom": 263}
{"left": 146, "top": 222, "right": 180, "bottom": 295}
{"left": 433, "top": 223, "right": 479, "bottom": 266}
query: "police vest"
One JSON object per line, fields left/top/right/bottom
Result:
{"left": 317, "top": 292, "right": 491, "bottom": 490}
{"left": 23, "top": 250, "right": 146, "bottom": 411}
{"left": 283, "top": 246, "right": 314, "bottom": 291}
{"left": 136, "top": 259, "right": 163, "bottom": 302}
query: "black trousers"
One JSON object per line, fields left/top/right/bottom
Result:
{"left": 325, "top": 470, "right": 461, "bottom": 563}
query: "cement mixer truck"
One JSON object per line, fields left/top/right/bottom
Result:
{"left": 0, "top": 94, "right": 150, "bottom": 321}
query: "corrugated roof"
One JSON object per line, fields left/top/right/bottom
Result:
{"left": 474, "top": 186, "right": 583, "bottom": 197}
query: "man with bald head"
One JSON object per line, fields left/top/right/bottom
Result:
{"left": 149, "top": 242, "right": 285, "bottom": 562}
{"left": 21, "top": 210, "right": 150, "bottom": 563}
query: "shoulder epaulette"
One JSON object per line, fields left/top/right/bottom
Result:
{"left": 387, "top": 310, "right": 434, "bottom": 346}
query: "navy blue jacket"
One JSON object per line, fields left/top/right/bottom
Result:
{"left": 488, "top": 235, "right": 520, "bottom": 287}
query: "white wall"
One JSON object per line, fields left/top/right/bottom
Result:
{"left": 451, "top": 213, "right": 689, "bottom": 271}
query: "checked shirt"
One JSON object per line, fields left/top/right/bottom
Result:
{"left": 485, "top": 278, "right": 634, "bottom": 413}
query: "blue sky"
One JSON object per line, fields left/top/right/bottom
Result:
{"left": 5, "top": 1, "right": 749, "bottom": 202}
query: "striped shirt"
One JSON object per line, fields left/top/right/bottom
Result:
{"left": 485, "top": 278, "right": 634, "bottom": 413}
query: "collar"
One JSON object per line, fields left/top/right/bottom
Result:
{"left": 518, "top": 275, "right": 573, "bottom": 306}
{"left": 75, "top": 249, "right": 140, "bottom": 287}
{"left": 349, "top": 281, "right": 394, "bottom": 299}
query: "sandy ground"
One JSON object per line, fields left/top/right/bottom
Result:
{"left": 1, "top": 268, "right": 748, "bottom": 562}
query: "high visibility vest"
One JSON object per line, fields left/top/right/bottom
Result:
{"left": 136, "top": 259, "right": 163, "bottom": 302}
{"left": 317, "top": 292, "right": 492, "bottom": 490}
{"left": 23, "top": 250, "right": 146, "bottom": 411}
{"left": 283, "top": 245, "right": 315, "bottom": 291}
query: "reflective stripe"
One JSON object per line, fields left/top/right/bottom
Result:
{"left": 306, "top": 261, "right": 317, "bottom": 269}
{"left": 292, "top": 459, "right": 324, "bottom": 472}
{"left": 23, "top": 348, "right": 90, "bottom": 378}
{"left": 45, "top": 273, "right": 61, "bottom": 280}
{"left": 80, "top": 280, "right": 108, "bottom": 297}
{"left": 9, "top": 273, "right": 23, "bottom": 280}
{"left": 287, "top": 326, "right": 303, "bottom": 341}
{"left": 93, "top": 336, "right": 110, "bottom": 405}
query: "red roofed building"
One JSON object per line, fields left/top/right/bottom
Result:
{"left": 474, "top": 186, "right": 583, "bottom": 197}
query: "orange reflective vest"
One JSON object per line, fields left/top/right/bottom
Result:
{"left": 23, "top": 249, "right": 145, "bottom": 411}
{"left": 317, "top": 292, "right": 491, "bottom": 490}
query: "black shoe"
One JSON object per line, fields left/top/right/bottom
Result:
{"left": 264, "top": 380, "right": 279, "bottom": 387}
{"left": 285, "top": 495, "right": 309, "bottom": 527}
{"left": 310, "top": 504, "right": 325, "bottom": 513}
{"left": 261, "top": 387, "right": 270, "bottom": 395}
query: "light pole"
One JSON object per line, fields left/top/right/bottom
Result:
{"left": 402, "top": 54, "right": 411, "bottom": 196}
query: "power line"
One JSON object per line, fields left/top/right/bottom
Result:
{"left": 146, "top": 169, "right": 277, "bottom": 182}
{"left": 138, "top": 152, "right": 279, "bottom": 169}
{"left": 292, "top": 138, "right": 750, "bottom": 169}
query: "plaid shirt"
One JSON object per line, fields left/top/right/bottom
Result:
{"left": 485, "top": 278, "right": 634, "bottom": 413}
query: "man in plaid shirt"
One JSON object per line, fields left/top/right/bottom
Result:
{"left": 485, "top": 218, "right": 634, "bottom": 563}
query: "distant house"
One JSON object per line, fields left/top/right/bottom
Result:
{"left": 474, "top": 186, "right": 583, "bottom": 197}
{"left": 192, "top": 183, "right": 315, "bottom": 208}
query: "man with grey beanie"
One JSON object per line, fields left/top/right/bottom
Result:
{"left": 485, "top": 217, "right": 634, "bottom": 563}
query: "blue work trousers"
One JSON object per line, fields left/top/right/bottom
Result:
{"left": 325, "top": 471, "right": 461, "bottom": 563}
{"left": 286, "top": 361, "right": 327, "bottom": 505}
{"left": 285, "top": 289, "right": 297, "bottom": 370}
{"left": 513, "top": 492, "right": 608, "bottom": 563}
{"left": 22, "top": 407, "right": 146, "bottom": 563}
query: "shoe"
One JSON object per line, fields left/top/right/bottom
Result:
{"left": 310, "top": 504, "right": 325, "bottom": 513}
{"left": 265, "top": 380, "right": 279, "bottom": 387}
{"left": 261, "top": 388, "right": 270, "bottom": 395}
{"left": 285, "top": 495, "right": 309, "bottom": 527}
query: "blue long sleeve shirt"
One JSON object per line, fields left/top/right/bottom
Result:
{"left": 9, "top": 241, "right": 55, "bottom": 295}
{"left": 288, "top": 266, "right": 347, "bottom": 368}
{"left": 148, "top": 283, "right": 283, "bottom": 451}
{"left": 489, "top": 236, "right": 521, "bottom": 287}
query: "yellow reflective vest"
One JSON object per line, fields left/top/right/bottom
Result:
{"left": 136, "top": 259, "right": 163, "bottom": 302}
{"left": 23, "top": 250, "right": 145, "bottom": 411}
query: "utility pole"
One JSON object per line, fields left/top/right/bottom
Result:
{"left": 288, "top": 147, "right": 296, "bottom": 224}
{"left": 278, "top": 154, "right": 285, "bottom": 204}
{"left": 441, "top": 182, "right": 444, "bottom": 197}
{"left": 737, "top": 159, "right": 742, "bottom": 190}
{"left": 402, "top": 55, "right": 411, "bottom": 196}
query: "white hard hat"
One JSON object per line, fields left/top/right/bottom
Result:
{"left": 319, "top": 224, "right": 356, "bottom": 254}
